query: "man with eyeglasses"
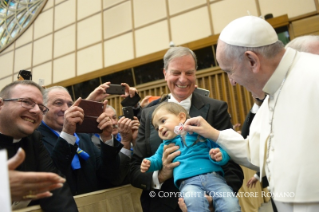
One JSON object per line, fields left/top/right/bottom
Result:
{"left": 37, "top": 86, "right": 122, "bottom": 195}
{"left": 0, "top": 80, "right": 78, "bottom": 211}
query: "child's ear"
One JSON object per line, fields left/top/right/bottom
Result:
{"left": 178, "top": 112, "right": 187, "bottom": 122}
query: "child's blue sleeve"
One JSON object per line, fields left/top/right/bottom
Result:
{"left": 207, "top": 139, "right": 230, "bottom": 166}
{"left": 145, "top": 143, "right": 165, "bottom": 172}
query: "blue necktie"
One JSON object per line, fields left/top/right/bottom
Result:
{"left": 41, "top": 121, "right": 90, "bottom": 170}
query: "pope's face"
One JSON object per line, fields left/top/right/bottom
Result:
{"left": 0, "top": 85, "right": 43, "bottom": 139}
{"left": 164, "top": 55, "right": 196, "bottom": 102}
{"left": 216, "top": 41, "right": 261, "bottom": 97}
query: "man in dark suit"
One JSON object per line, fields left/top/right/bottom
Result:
{"left": 0, "top": 80, "right": 78, "bottom": 211}
{"left": 130, "top": 46, "right": 243, "bottom": 212}
{"left": 37, "top": 86, "right": 122, "bottom": 195}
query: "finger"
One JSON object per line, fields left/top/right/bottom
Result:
{"left": 21, "top": 172, "right": 66, "bottom": 184}
{"left": 169, "top": 161, "right": 180, "bottom": 168}
{"left": 72, "top": 97, "right": 82, "bottom": 107}
{"left": 165, "top": 151, "right": 181, "bottom": 164}
{"left": 102, "top": 100, "right": 108, "bottom": 112}
{"left": 163, "top": 146, "right": 180, "bottom": 158}
{"left": 8, "top": 148, "right": 25, "bottom": 170}
{"left": 204, "top": 194, "right": 213, "bottom": 204}
{"left": 98, "top": 117, "right": 111, "bottom": 129}
{"left": 33, "top": 191, "right": 53, "bottom": 200}
{"left": 178, "top": 197, "right": 188, "bottom": 212}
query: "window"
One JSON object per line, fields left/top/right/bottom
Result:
{"left": 73, "top": 78, "right": 100, "bottom": 99}
{"left": 194, "top": 46, "right": 216, "bottom": 70}
{"left": 134, "top": 60, "right": 164, "bottom": 85}
{"left": 101, "top": 69, "right": 134, "bottom": 85}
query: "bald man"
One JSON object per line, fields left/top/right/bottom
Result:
{"left": 286, "top": 35, "right": 319, "bottom": 54}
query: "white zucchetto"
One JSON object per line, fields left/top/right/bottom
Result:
{"left": 219, "top": 16, "right": 278, "bottom": 47}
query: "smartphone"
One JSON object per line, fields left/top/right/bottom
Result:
{"left": 76, "top": 99, "right": 104, "bottom": 133}
{"left": 122, "top": 106, "right": 134, "bottom": 120}
{"left": 193, "top": 87, "right": 210, "bottom": 97}
{"left": 18, "top": 70, "right": 32, "bottom": 80}
{"left": 106, "top": 84, "right": 125, "bottom": 95}
{"left": 121, "top": 92, "right": 141, "bottom": 107}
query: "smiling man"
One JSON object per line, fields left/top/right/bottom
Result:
{"left": 0, "top": 81, "right": 77, "bottom": 211}
{"left": 130, "top": 46, "right": 243, "bottom": 212}
{"left": 37, "top": 86, "right": 123, "bottom": 196}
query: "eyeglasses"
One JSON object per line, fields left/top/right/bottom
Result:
{"left": 3, "top": 98, "right": 49, "bottom": 115}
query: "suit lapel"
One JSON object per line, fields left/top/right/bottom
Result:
{"left": 148, "top": 107, "right": 163, "bottom": 155}
{"left": 189, "top": 93, "right": 209, "bottom": 119}
{"left": 38, "top": 124, "right": 58, "bottom": 148}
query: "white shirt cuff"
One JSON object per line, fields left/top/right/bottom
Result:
{"left": 60, "top": 131, "right": 76, "bottom": 145}
{"left": 152, "top": 170, "right": 163, "bottom": 189}
{"left": 120, "top": 148, "right": 131, "bottom": 158}
{"left": 254, "top": 173, "right": 260, "bottom": 181}
{"left": 101, "top": 135, "right": 113, "bottom": 146}
{"left": 251, "top": 103, "right": 260, "bottom": 114}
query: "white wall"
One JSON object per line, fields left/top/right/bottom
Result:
{"left": 0, "top": 0, "right": 317, "bottom": 90}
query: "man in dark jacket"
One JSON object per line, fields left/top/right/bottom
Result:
{"left": 37, "top": 86, "right": 122, "bottom": 195}
{"left": 130, "top": 46, "right": 243, "bottom": 212}
{"left": 0, "top": 80, "right": 78, "bottom": 211}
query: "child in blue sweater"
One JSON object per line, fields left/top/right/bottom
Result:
{"left": 140, "top": 102, "right": 240, "bottom": 212}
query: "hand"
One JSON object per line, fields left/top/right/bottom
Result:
{"left": 158, "top": 144, "right": 180, "bottom": 183}
{"left": 178, "top": 195, "right": 214, "bottom": 212}
{"left": 121, "top": 83, "right": 138, "bottom": 98}
{"left": 86, "top": 82, "right": 111, "bottom": 101}
{"left": 131, "top": 117, "right": 140, "bottom": 146}
{"left": 118, "top": 116, "right": 133, "bottom": 149}
{"left": 118, "top": 117, "right": 140, "bottom": 149}
{"left": 140, "top": 95, "right": 151, "bottom": 108}
{"left": 8, "top": 148, "right": 66, "bottom": 201}
{"left": 184, "top": 117, "right": 220, "bottom": 141}
{"left": 98, "top": 100, "right": 113, "bottom": 141}
{"left": 62, "top": 98, "right": 84, "bottom": 135}
{"left": 246, "top": 176, "right": 259, "bottom": 188}
{"left": 210, "top": 148, "right": 222, "bottom": 161}
{"left": 140, "top": 159, "right": 151, "bottom": 173}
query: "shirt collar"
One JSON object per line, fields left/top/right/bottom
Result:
{"left": 263, "top": 47, "right": 297, "bottom": 95}
{"left": 168, "top": 94, "right": 192, "bottom": 113}
{"left": 0, "top": 132, "right": 22, "bottom": 143}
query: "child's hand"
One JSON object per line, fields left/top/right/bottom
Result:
{"left": 140, "top": 159, "right": 151, "bottom": 173}
{"left": 209, "top": 148, "right": 222, "bottom": 161}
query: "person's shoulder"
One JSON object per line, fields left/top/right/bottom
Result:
{"left": 192, "top": 92, "right": 227, "bottom": 105}
{"left": 26, "top": 130, "right": 42, "bottom": 141}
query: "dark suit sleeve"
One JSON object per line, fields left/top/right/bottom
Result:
{"left": 109, "top": 152, "right": 131, "bottom": 186}
{"left": 30, "top": 132, "right": 78, "bottom": 212}
{"left": 212, "top": 101, "right": 233, "bottom": 130}
{"left": 130, "top": 107, "right": 154, "bottom": 190}
{"left": 97, "top": 138, "right": 122, "bottom": 183}
{"left": 50, "top": 137, "right": 77, "bottom": 174}
{"left": 241, "top": 112, "right": 256, "bottom": 139}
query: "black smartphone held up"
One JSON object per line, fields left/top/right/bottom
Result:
{"left": 121, "top": 92, "right": 141, "bottom": 107}
{"left": 122, "top": 106, "right": 134, "bottom": 120}
{"left": 193, "top": 87, "right": 210, "bottom": 97}
{"left": 106, "top": 84, "right": 125, "bottom": 95}
{"left": 18, "top": 70, "right": 32, "bottom": 80}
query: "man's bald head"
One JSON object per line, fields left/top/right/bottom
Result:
{"left": 286, "top": 35, "right": 319, "bottom": 55}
